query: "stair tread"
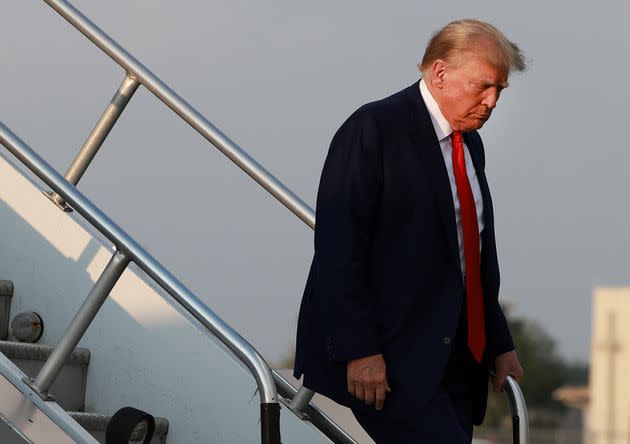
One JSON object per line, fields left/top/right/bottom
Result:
{"left": 0, "top": 340, "right": 90, "bottom": 366}
{"left": 0, "top": 281, "right": 13, "bottom": 297}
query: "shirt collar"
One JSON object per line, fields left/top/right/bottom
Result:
{"left": 419, "top": 78, "right": 453, "bottom": 142}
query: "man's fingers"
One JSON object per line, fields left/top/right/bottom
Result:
{"left": 494, "top": 351, "right": 524, "bottom": 392}
{"left": 364, "top": 386, "right": 375, "bottom": 406}
{"left": 375, "top": 386, "right": 386, "bottom": 411}
{"left": 346, "top": 354, "right": 390, "bottom": 406}
{"left": 504, "top": 369, "right": 524, "bottom": 386}
{"left": 347, "top": 380, "right": 356, "bottom": 397}
{"left": 494, "top": 367, "right": 524, "bottom": 392}
{"left": 493, "top": 373, "right": 506, "bottom": 392}
{"left": 513, "top": 367, "right": 524, "bottom": 383}
{"left": 355, "top": 385, "right": 365, "bottom": 401}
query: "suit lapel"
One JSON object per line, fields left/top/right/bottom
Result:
{"left": 405, "top": 82, "right": 461, "bottom": 269}
{"left": 463, "top": 132, "right": 494, "bottom": 234}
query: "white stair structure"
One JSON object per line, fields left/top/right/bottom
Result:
{"left": 0, "top": 1, "right": 530, "bottom": 442}
{"left": 0, "top": 147, "right": 344, "bottom": 443}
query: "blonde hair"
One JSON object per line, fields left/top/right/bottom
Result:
{"left": 420, "top": 19, "right": 526, "bottom": 76}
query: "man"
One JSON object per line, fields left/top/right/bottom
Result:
{"left": 294, "top": 19, "right": 526, "bottom": 443}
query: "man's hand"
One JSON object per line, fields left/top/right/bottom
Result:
{"left": 492, "top": 350, "right": 524, "bottom": 392}
{"left": 347, "top": 353, "right": 391, "bottom": 411}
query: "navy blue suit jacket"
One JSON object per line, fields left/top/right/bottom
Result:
{"left": 294, "top": 81, "right": 514, "bottom": 423}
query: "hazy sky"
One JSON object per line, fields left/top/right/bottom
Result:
{"left": 2, "top": 0, "right": 629, "bottom": 366}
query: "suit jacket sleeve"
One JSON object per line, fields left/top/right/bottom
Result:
{"left": 485, "top": 275, "right": 515, "bottom": 359}
{"left": 314, "top": 106, "right": 383, "bottom": 362}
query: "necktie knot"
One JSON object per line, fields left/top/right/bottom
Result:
{"left": 451, "top": 130, "right": 463, "bottom": 147}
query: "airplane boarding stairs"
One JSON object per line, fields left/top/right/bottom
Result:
{"left": 0, "top": 139, "right": 352, "bottom": 443}
{"left": 0, "top": 1, "right": 529, "bottom": 442}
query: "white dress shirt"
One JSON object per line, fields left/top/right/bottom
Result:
{"left": 419, "top": 79, "right": 485, "bottom": 277}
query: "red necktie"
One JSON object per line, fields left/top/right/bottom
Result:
{"left": 451, "top": 131, "right": 486, "bottom": 363}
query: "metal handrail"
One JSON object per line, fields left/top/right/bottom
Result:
{"left": 8, "top": 1, "right": 530, "bottom": 442}
{"left": 42, "top": 0, "right": 315, "bottom": 230}
{"left": 505, "top": 375, "right": 530, "bottom": 444}
{"left": 0, "top": 122, "right": 277, "bottom": 418}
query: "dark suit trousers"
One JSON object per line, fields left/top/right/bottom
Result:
{"left": 351, "top": 313, "right": 478, "bottom": 443}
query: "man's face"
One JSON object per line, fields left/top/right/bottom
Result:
{"left": 434, "top": 52, "right": 509, "bottom": 132}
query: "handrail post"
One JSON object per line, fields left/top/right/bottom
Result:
{"left": 30, "top": 250, "right": 130, "bottom": 395}
{"left": 46, "top": 73, "right": 140, "bottom": 211}
{"left": 504, "top": 375, "right": 530, "bottom": 444}
{"left": 287, "top": 385, "right": 315, "bottom": 419}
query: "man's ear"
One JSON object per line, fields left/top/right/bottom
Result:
{"left": 431, "top": 60, "right": 447, "bottom": 89}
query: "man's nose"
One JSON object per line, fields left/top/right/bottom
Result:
{"left": 482, "top": 90, "right": 499, "bottom": 109}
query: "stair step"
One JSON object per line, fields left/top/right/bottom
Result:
{"left": 0, "top": 281, "right": 13, "bottom": 340}
{"left": 69, "top": 412, "right": 169, "bottom": 444}
{"left": 0, "top": 353, "right": 97, "bottom": 443}
{"left": 0, "top": 340, "right": 90, "bottom": 411}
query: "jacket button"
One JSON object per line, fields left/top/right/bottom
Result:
{"left": 443, "top": 337, "right": 452, "bottom": 345}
